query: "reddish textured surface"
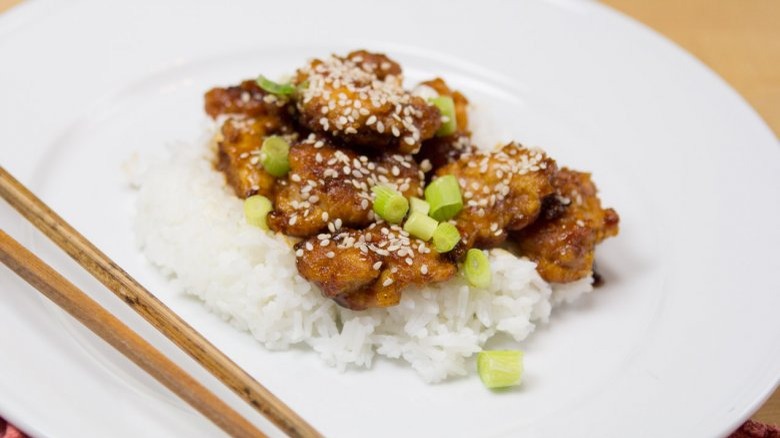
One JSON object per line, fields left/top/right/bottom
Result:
{"left": 0, "top": 418, "right": 28, "bottom": 438}
{"left": 729, "top": 420, "right": 780, "bottom": 438}
{"left": 1, "top": 416, "right": 777, "bottom": 437}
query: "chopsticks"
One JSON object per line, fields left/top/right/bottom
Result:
{"left": 0, "top": 230, "right": 264, "bottom": 438}
{"left": 0, "top": 167, "right": 322, "bottom": 438}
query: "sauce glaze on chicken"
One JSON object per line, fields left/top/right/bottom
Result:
{"left": 204, "top": 50, "right": 620, "bottom": 310}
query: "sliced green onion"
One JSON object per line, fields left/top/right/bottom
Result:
{"left": 464, "top": 248, "right": 491, "bottom": 288}
{"left": 477, "top": 350, "right": 523, "bottom": 389}
{"left": 372, "top": 185, "right": 409, "bottom": 224}
{"left": 243, "top": 195, "right": 273, "bottom": 230}
{"left": 432, "top": 222, "right": 460, "bottom": 253}
{"left": 429, "top": 96, "right": 457, "bottom": 136}
{"left": 256, "top": 75, "right": 296, "bottom": 96}
{"left": 424, "top": 175, "right": 463, "bottom": 221}
{"left": 409, "top": 197, "right": 430, "bottom": 215}
{"left": 260, "top": 136, "right": 290, "bottom": 177}
{"left": 403, "top": 212, "right": 438, "bottom": 241}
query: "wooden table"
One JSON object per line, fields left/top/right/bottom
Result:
{"left": 1, "top": 0, "right": 777, "bottom": 429}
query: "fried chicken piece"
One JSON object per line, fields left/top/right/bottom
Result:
{"left": 415, "top": 78, "right": 476, "bottom": 175}
{"left": 268, "top": 135, "right": 424, "bottom": 237}
{"left": 514, "top": 168, "right": 619, "bottom": 283}
{"left": 216, "top": 116, "right": 296, "bottom": 198}
{"left": 295, "top": 224, "right": 457, "bottom": 310}
{"left": 293, "top": 50, "right": 441, "bottom": 154}
{"left": 436, "top": 143, "right": 558, "bottom": 253}
{"left": 206, "top": 79, "right": 300, "bottom": 198}
{"left": 419, "top": 78, "right": 470, "bottom": 132}
{"left": 204, "top": 79, "right": 291, "bottom": 119}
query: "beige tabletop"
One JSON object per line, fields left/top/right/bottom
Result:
{"left": 1, "top": 0, "right": 777, "bottom": 429}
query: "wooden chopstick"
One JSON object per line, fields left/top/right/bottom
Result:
{"left": 0, "top": 167, "right": 322, "bottom": 438}
{"left": 0, "top": 230, "right": 265, "bottom": 438}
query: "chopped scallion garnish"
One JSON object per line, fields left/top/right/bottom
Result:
{"left": 256, "top": 75, "right": 296, "bottom": 96}
{"left": 409, "top": 197, "right": 431, "bottom": 215}
{"left": 243, "top": 195, "right": 273, "bottom": 230}
{"left": 424, "top": 175, "right": 463, "bottom": 221}
{"left": 464, "top": 248, "right": 491, "bottom": 288}
{"left": 372, "top": 185, "right": 409, "bottom": 224}
{"left": 260, "top": 136, "right": 291, "bottom": 177}
{"left": 477, "top": 350, "right": 523, "bottom": 389}
{"left": 403, "top": 212, "right": 438, "bottom": 241}
{"left": 429, "top": 96, "right": 457, "bottom": 136}
{"left": 432, "top": 222, "right": 460, "bottom": 253}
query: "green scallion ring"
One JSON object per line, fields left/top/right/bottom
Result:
{"left": 409, "top": 196, "right": 431, "bottom": 215}
{"left": 257, "top": 75, "right": 296, "bottom": 96}
{"left": 372, "top": 185, "right": 409, "bottom": 224}
{"left": 464, "top": 248, "right": 491, "bottom": 288}
{"left": 243, "top": 195, "right": 273, "bottom": 230}
{"left": 403, "top": 211, "right": 438, "bottom": 241}
{"left": 432, "top": 222, "right": 460, "bottom": 253}
{"left": 260, "top": 136, "right": 291, "bottom": 177}
{"left": 429, "top": 96, "right": 457, "bottom": 137}
{"left": 477, "top": 350, "right": 523, "bottom": 389}
{"left": 424, "top": 174, "right": 463, "bottom": 221}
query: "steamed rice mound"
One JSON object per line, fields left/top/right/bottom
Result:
{"left": 134, "top": 139, "right": 592, "bottom": 383}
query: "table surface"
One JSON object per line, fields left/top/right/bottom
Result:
{"left": 1, "top": 0, "right": 777, "bottom": 428}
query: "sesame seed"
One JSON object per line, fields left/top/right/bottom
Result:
{"left": 295, "top": 249, "right": 304, "bottom": 257}
{"left": 421, "top": 265, "right": 428, "bottom": 275}
{"left": 326, "top": 251, "right": 335, "bottom": 258}
{"left": 382, "top": 277, "right": 394, "bottom": 286}
{"left": 373, "top": 261, "right": 382, "bottom": 270}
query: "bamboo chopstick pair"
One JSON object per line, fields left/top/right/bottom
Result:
{"left": 0, "top": 166, "right": 322, "bottom": 438}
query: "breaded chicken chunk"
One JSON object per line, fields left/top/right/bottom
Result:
{"left": 514, "top": 168, "right": 619, "bottom": 283}
{"left": 415, "top": 78, "right": 476, "bottom": 175}
{"left": 215, "top": 116, "right": 296, "bottom": 198}
{"left": 204, "top": 79, "right": 292, "bottom": 119}
{"left": 267, "top": 134, "right": 424, "bottom": 237}
{"left": 436, "top": 143, "right": 557, "bottom": 252}
{"left": 205, "top": 79, "right": 299, "bottom": 198}
{"left": 293, "top": 50, "right": 441, "bottom": 154}
{"left": 294, "top": 224, "right": 457, "bottom": 310}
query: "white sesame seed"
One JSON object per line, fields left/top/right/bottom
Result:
{"left": 421, "top": 265, "right": 428, "bottom": 275}
{"left": 326, "top": 251, "right": 335, "bottom": 258}
{"left": 373, "top": 261, "right": 382, "bottom": 270}
{"left": 382, "top": 277, "right": 394, "bottom": 286}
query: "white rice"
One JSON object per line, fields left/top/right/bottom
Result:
{"left": 133, "top": 138, "right": 593, "bottom": 383}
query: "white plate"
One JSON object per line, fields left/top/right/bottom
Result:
{"left": 1, "top": 1, "right": 779, "bottom": 437}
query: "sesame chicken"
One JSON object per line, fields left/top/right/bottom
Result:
{"left": 204, "top": 79, "right": 293, "bottom": 119}
{"left": 293, "top": 51, "right": 441, "bottom": 154}
{"left": 268, "top": 134, "right": 424, "bottom": 237}
{"left": 294, "top": 224, "right": 457, "bottom": 310}
{"left": 435, "top": 143, "right": 558, "bottom": 253}
{"left": 415, "top": 78, "right": 476, "bottom": 175}
{"left": 204, "top": 50, "right": 620, "bottom": 309}
{"left": 216, "top": 116, "right": 296, "bottom": 198}
{"left": 514, "top": 168, "right": 619, "bottom": 283}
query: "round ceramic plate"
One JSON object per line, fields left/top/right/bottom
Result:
{"left": 1, "top": 1, "right": 778, "bottom": 437}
